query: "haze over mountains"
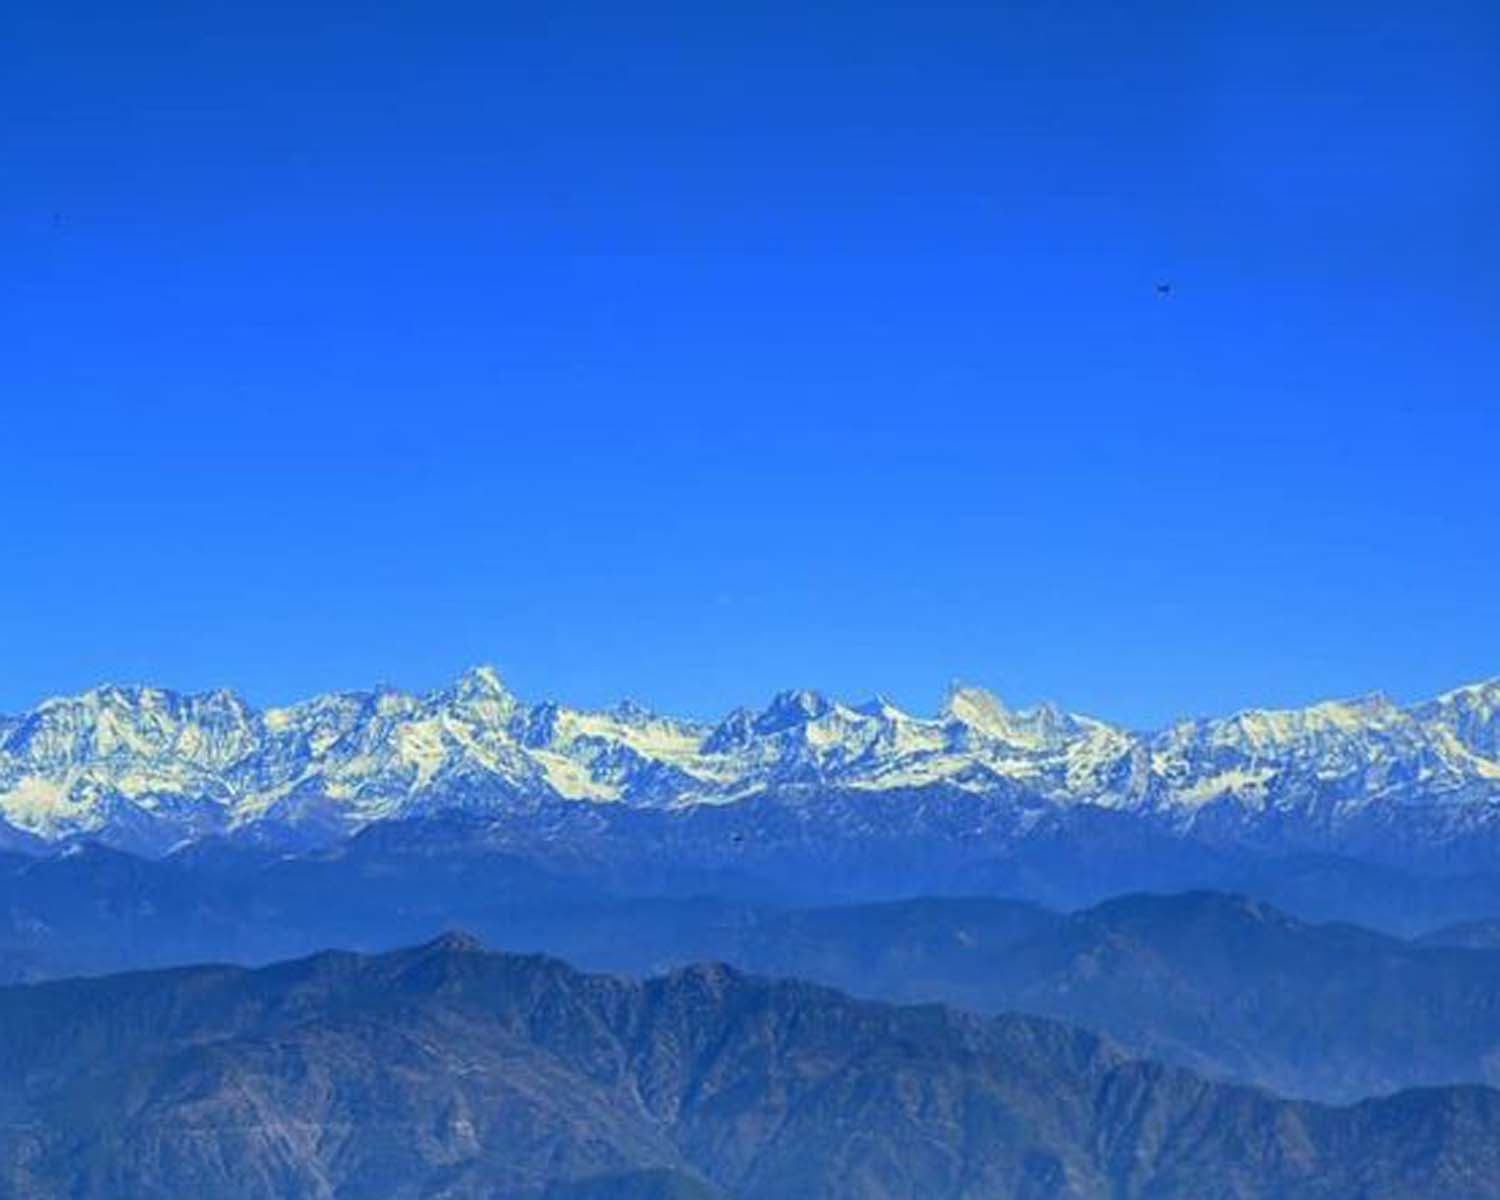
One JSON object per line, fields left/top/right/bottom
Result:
{"left": 3, "top": 668, "right": 1499, "bottom": 870}
{"left": 4, "top": 935, "right": 1500, "bottom": 1200}
{"left": 5, "top": 665, "right": 1500, "bottom": 1196}
{"left": 4, "top": 836, "right": 1500, "bottom": 1103}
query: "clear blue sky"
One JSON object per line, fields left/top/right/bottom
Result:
{"left": 4, "top": 0, "right": 1497, "bottom": 726}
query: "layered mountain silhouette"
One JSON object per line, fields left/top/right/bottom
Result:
{"left": 4, "top": 835, "right": 1500, "bottom": 1102}
{"left": 2, "top": 936, "right": 1499, "bottom": 1199}
{"left": 482, "top": 891, "right": 1500, "bottom": 1102}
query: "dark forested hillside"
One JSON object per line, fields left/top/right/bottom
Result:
{"left": 0, "top": 938, "right": 1498, "bottom": 1199}
{"left": 6, "top": 835, "right": 1500, "bottom": 1103}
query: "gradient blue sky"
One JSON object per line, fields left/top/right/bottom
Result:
{"left": 4, "top": 0, "right": 1498, "bottom": 726}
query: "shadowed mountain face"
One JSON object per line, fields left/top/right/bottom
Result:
{"left": 518, "top": 892, "right": 1500, "bottom": 1103}
{"left": 1, "top": 939, "right": 1499, "bottom": 1199}
{"left": 5, "top": 838, "right": 1500, "bottom": 1103}
{"left": 947, "top": 892, "right": 1500, "bottom": 1101}
{"left": 5, "top": 820, "right": 1500, "bottom": 984}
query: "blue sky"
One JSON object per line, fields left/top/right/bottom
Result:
{"left": 4, "top": 0, "right": 1497, "bottom": 726}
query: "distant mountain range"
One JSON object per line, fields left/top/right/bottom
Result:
{"left": 2, "top": 935, "right": 1498, "bottom": 1198}
{"left": 8, "top": 672, "right": 1499, "bottom": 1196}
{"left": 4, "top": 834, "right": 1500, "bottom": 1103}
{"left": 575, "top": 890, "right": 1500, "bottom": 1104}
{"left": 2, "top": 668, "right": 1499, "bottom": 866}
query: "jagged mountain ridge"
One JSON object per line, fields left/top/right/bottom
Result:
{"left": 1, "top": 666, "right": 1498, "bottom": 854}
{"left": 3, "top": 935, "right": 1500, "bottom": 1198}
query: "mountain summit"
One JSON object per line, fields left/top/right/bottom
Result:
{"left": 0, "top": 669, "right": 1497, "bottom": 857}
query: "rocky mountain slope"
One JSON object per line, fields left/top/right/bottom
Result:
{"left": 4, "top": 839, "right": 1500, "bottom": 1103}
{"left": 2, "top": 668, "right": 1498, "bottom": 862}
{"left": 2, "top": 936, "right": 1500, "bottom": 1198}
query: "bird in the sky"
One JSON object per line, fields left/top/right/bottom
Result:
{"left": 1155, "top": 281, "right": 1173, "bottom": 297}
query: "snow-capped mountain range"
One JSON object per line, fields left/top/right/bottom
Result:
{"left": 1, "top": 666, "right": 1498, "bottom": 856}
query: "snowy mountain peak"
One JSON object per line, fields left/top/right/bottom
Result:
{"left": 941, "top": 683, "right": 1013, "bottom": 735}
{"left": 0, "top": 667, "right": 1497, "bottom": 855}
{"left": 939, "top": 684, "right": 1077, "bottom": 748}
{"left": 854, "top": 695, "right": 902, "bottom": 720}
{"left": 1419, "top": 678, "right": 1500, "bottom": 759}
{"left": 754, "top": 689, "right": 835, "bottom": 733}
{"left": 447, "top": 665, "right": 512, "bottom": 703}
{"left": 611, "top": 698, "right": 656, "bottom": 724}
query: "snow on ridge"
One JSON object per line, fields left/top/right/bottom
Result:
{"left": 0, "top": 666, "right": 1497, "bottom": 845}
